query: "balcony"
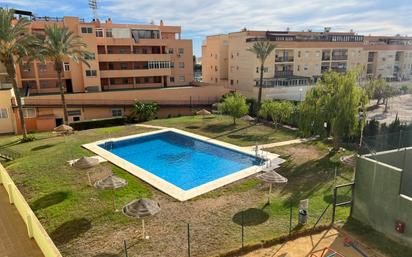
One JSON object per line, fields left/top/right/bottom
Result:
{"left": 275, "top": 56, "right": 294, "bottom": 62}
{"left": 331, "top": 55, "right": 348, "bottom": 61}
{"left": 275, "top": 70, "right": 294, "bottom": 77}
{"left": 100, "top": 68, "right": 171, "bottom": 78}
{"left": 102, "top": 83, "right": 163, "bottom": 91}
{"left": 96, "top": 37, "right": 167, "bottom": 46}
{"left": 98, "top": 54, "right": 171, "bottom": 62}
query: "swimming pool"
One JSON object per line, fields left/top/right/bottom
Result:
{"left": 84, "top": 129, "right": 273, "bottom": 201}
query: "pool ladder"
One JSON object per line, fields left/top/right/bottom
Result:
{"left": 104, "top": 141, "right": 114, "bottom": 150}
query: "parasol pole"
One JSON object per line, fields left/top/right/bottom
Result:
{"left": 142, "top": 219, "right": 146, "bottom": 239}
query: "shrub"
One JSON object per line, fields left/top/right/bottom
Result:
{"left": 70, "top": 117, "right": 126, "bottom": 130}
{"left": 20, "top": 134, "right": 36, "bottom": 143}
{"left": 128, "top": 101, "right": 159, "bottom": 122}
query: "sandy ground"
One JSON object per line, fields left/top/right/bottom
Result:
{"left": 368, "top": 94, "right": 412, "bottom": 124}
{"left": 243, "top": 228, "right": 383, "bottom": 257}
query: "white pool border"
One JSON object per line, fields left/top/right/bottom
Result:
{"left": 83, "top": 128, "right": 282, "bottom": 201}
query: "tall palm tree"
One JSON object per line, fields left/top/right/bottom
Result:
{"left": 0, "top": 8, "right": 37, "bottom": 139}
{"left": 41, "top": 24, "right": 91, "bottom": 124}
{"left": 247, "top": 41, "right": 276, "bottom": 108}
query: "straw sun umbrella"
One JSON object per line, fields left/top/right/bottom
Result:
{"left": 53, "top": 124, "right": 73, "bottom": 134}
{"left": 122, "top": 198, "right": 161, "bottom": 239}
{"left": 94, "top": 175, "right": 128, "bottom": 212}
{"left": 240, "top": 115, "right": 255, "bottom": 122}
{"left": 196, "top": 109, "right": 212, "bottom": 118}
{"left": 256, "top": 170, "right": 288, "bottom": 204}
{"left": 73, "top": 156, "right": 99, "bottom": 169}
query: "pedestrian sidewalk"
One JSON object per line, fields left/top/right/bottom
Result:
{"left": 241, "top": 137, "right": 318, "bottom": 151}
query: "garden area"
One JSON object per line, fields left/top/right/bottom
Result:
{"left": 0, "top": 115, "right": 355, "bottom": 257}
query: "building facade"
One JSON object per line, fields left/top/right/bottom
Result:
{"left": 0, "top": 15, "right": 229, "bottom": 134}
{"left": 202, "top": 29, "right": 412, "bottom": 101}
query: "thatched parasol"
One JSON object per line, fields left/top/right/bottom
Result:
{"left": 196, "top": 109, "right": 211, "bottom": 116}
{"left": 73, "top": 156, "right": 100, "bottom": 169}
{"left": 54, "top": 124, "right": 73, "bottom": 132}
{"left": 94, "top": 175, "right": 128, "bottom": 211}
{"left": 257, "top": 170, "right": 288, "bottom": 204}
{"left": 123, "top": 198, "right": 161, "bottom": 239}
{"left": 241, "top": 115, "right": 255, "bottom": 122}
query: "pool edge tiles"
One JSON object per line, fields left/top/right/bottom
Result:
{"left": 83, "top": 128, "right": 281, "bottom": 201}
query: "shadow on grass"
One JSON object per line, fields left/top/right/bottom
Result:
{"left": 323, "top": 192, "right": 352, "bottom": 204}
{"left": 31, "top": 191, "right": 69, "bottom": 211}
{"left": 185, "top": 125, "right": 201, "bottom": 130}
{"left": 93, "top": 253, "right": 120, "bottom": 257}
{"left": 202, "top": 123, "right": 255, "bottom": 140}
{"left": 31, "top": 144, "right": 58, "bottom": 151}
{"left": 50, "top": 218, "right": 91, "bottom": 245}
{"left": 279, "top": 151, "right": 342, "bottom": 207}
{"left": 232, "top": 208, "right": 269, "bottom": 226}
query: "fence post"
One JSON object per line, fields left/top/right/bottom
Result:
{"left": 241, "top": 211, "right": 244, "bottom": 248}
{"left": 289, "top": 202, "right": 293, "bottom": 235}
{"left": 26, "top": 213, "right": 34, "bottom": 238}
{"left": 124, "top": 240, "right": 128, "bottom": 257}
{"left": 331, "top": 187, "right": 337, "bottom": 224}
{"left": 398, "top": 130, "right": 402, "bottom": 149}
{"left": 7, "top": 183, "right": 14, "bottom": 204}
{"left": 187, "top": 223, "right": 191, "bottom": 257}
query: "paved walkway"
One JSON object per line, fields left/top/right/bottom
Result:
{"left": 0, "top": 186, "right": 43, "bottom": 257}
{"left": 241, "top": 137, "right": 318, "bottom": 152}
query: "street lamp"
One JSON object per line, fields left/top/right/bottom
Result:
{"left": 299, "top": 88, "right": 303, "bottom": 101}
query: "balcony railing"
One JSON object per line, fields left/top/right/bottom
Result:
{"left": 275, "top": 57, "right": 294, "bottom": 62}
{"left": 275, "top": 70, "right": 294, "bottom": 77}
{"left": 331, "top": 55, "right": 348, "bottom": 61}
{"left": 368, "top": 57, "right": 374, "bottom": 62}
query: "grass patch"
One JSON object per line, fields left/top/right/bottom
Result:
{"left": 146, "top": 115, "right": 298, "bottom": 146}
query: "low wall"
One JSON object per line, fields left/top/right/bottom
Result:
{"left": 352, "top": 154, "right": 412, "bottom": 246}
{"left": 0, "top": 164, "right": 62, "bottom": 257}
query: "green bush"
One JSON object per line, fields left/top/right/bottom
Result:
{"left": 70, "top": 117, "right": 126, "bottom": 130}
{"left": 20, "top": 134, "right": 36, "bottom": 143}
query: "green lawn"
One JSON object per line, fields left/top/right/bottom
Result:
{"left": 0, "top": 116, "right": 392, "bottom": 257}
{"left": 146, "top": 115, "right": 298, "bottom": 146}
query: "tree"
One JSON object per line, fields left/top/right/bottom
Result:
{"left": 0, "top": 8, "right": 38, "bottom": 139}
{"left": 366, "top": 78, "right": 386, "bottom": 105}
{"left": 259, "top": 100, "right": 293, "bottom": 126}
{"left": 129, "top": 102, "right": 159, "bottom": 122}
{"left": 300, "top": 70, "right": 368, "bottom": 147}
{"left": 218, "top": 92, "right": 249, "bottom": 125}
{"left": 41, "top": 24, "right": 91, "bottom": 124}
{"left": 247, "top": 41, "right": 276, "bottom": 108}
{"left": 382, "top": 84, "right": 396, "bottom": 113}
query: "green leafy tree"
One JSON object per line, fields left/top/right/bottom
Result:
{"left": 366, "top": 78, "right": 386, "bottom": 105}
{"left": 247, "top": 41, "right": 276, "bottom": 107}
{"left": 382, "top": 84, "right": 396, "bottom": 113}
{"left": 218, "top": 92, "right": 249, "bottom": 125}
{"left": 0, "top": 8, "right": 38, "bottom": 139}
{"left": 259, "top": 100, "right": 293, "bottom": 126}
{"left": 300, "top": 71, "right": 368, "bottom": 147}
{"left": 40, "top": 24, "right": 91, "bottom": 124}
{"left": 130, "top": 102, "right": 159, "bottom": 122}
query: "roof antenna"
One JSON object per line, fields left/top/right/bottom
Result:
{"left": 88, "top": 0, "right": 98, "bottom": 21}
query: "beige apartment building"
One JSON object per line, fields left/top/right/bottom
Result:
{"left": 0, "top": 14, "right": 228, "bottom": 134}
{"left": 202, "top": 29, "right": 412, "bottom": 100}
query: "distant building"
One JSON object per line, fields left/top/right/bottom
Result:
{"left": 0, "top": 16, "right": 228, "bottom": 134}
{"left": 202, "top": 29, "right": 412, "bottom": 101}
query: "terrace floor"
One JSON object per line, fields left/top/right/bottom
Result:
{"left": 0, "top": 186, "right": 43, "bottom": 257}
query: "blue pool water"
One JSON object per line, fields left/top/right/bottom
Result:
{"left": 100, "top": 131, "right": 263, "bottom": 190}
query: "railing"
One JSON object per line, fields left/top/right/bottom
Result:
{"left": 33, "top": 16, "right": 85, "bottom": 22}
{"left": 0, "top": 164, "right": 63, "bottom": 257}
{"left": 331, "top": 55, "right": 348, "bottom": 61}
{"left": 275, "top": 57, "right": 294, "bottom": 62}
{"left": 275, "top": 70, "right": 294, "bottom": 77}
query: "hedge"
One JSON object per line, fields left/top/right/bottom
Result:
{"left": 70, "top": 117, "right": 126, "bottom": 130}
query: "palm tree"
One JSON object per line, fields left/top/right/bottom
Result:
{"left": 0, "top": 8, "right": 37, "bottom": 139}
{"left": 41, "top": 24, "right": 91, "bottom": 124}
{"left": 247, "top": 41, "right": 276, "bottom": 108}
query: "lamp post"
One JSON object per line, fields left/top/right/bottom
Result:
{"left": 299, "top": 88, "right": 303, "bottom": 101}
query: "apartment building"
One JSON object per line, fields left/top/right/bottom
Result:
{"left": 0, "top": 14, "right": 229, "bottom": 134}
{"left": 202, "top": 29, "right": 412, "bottom": 100}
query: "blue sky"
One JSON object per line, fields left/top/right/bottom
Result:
{"left": 1, "top": 0, "right": 411, "bottom": 56}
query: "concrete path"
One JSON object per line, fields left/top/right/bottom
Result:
{"left": 0, "top": 187, "right": 43, "bottom": 257}
{"left": 241, "top": 137, "right": 318, "bottom": 152}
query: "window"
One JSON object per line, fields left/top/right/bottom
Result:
{"left": 73, "top": 116, "right": 80, "bottom": 122}
{"left": 95, "top": 29, "right": 103, "bottom": 37}
{"left": 111, "top": 109, "right": 123, "bottom": 117}
{"left": 298, "top": 51, "right": 301, "bottom": 58}
{"left": 23, "top": 108, "right": 36, "bottom": 118}
{"left": 85, "top": 53, "right": 96, "bottom": 60}
{"left": 178, "top": 76, "right": 185, "bottom": 82}
{"left": 120, "top": 63, "right": 128, "bottom": 70}
{"left": 304, "top": 64, "right": 308, "bottom": 71}
{"left": 168, "top": 48, "right": 174, "bottom": 54}
{"left": 178, "top": 48, "right": 184, "bottom": 54}
{"left": 63, "top": 62, "right": 70, "bottom": 71}
{"left": 122, "top": 78, "right": 129, "bottom": 84}
{"left": 179, "top": 62, "right": 185, "bottom": 68}
{"left": 230, "top": 80, "right": 234, "bottom": 85}
{"left": 67, "top": 110, "right": 81, "bottom": 116}
{"left": 297, "top": 65, "right": 300, "bottom": 71}
{"left": 22, "top": 63, "right": 31, "bottom": 72}
{"left": 170, "top": 62, "right": 174, "bottom": 68}
{"left": 0, "top": 108, "right": 8, "bottom": 119}
{"left": 263, "top": 67, "right": 268, "bottom": 73}
{"left": 106, "top": 29, "right": 113, "bottom": 37}
{"left": 256, "top": 67, "right": 259, "bottom": 73}
{"left": 148, "top": 61, "right": 171, "bottom": 69}
{"left": 38, "top": 64, "right": 47, "bottom": 72}
{"left": 85, "top": 70, "right": 97, "bottom": 77}
{"left": 81, "top": 27, "right": 93, "bottom": 34}
{"left": 170, "top": 76, "right": 175, "bottom": 82}
{"left": 39, "top": 80, "right": 49, "bottom": 88}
